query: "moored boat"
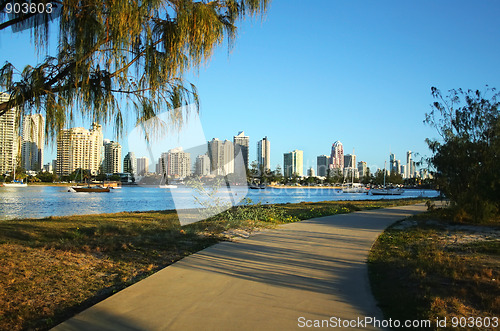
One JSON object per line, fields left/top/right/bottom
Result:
{"left": 342, "top": 183, "right": 367, "bottom": 193}
{"left": 3, "top": 181, "right": 28, "bottom": 187}
{"left": 369, "top": 187, "right": 404, "bottom": 195}
{"left": 69, "top": 185, "right": 110, "bottom": 193}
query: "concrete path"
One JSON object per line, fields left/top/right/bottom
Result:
{"left": 53, "top": 203, "right": 428, "bottom": 331}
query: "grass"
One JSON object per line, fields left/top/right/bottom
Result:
{"left": 368, "top": 205, "right": 500, "bottom": 330}
{"left": 0, "top": 197, "right": 429, "bottom": 330}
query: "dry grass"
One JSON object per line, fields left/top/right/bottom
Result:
{"left": 0, "top": 198, "right": 429, "bottom": 330}
{"left": 369, "top": 208, "right": 500, "bottom": 330}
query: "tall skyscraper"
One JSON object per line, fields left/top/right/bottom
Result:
{"left": 103, "top": 141, "right": 122, "bottom": 174}
{"left": 330, "top": 141, "right": 344, "bottom": 170}
{"left": 136, "top": 157, "right": 149, "bottom": 176}
{"left": 406, "top": 151, "right": 412, "bottom": 178}
{"left": 195, "top": 154, "right": 210, "bottom": 176}
{"left": 56, "top": 123, "right": 103, "bottom": 176}
{"left": 123, "top": 152, "right": 137, "bottom": 174}
{"left": 0, "top": 93, "right": 19, "bottom": 175}
{"left": 208, "top": 138, "right": 234, "bottom": 175}
{"left": 317, "top": 155, "right": 330, "bottom": 177}
{"left": 233, "top": 131, "right": 249, "bottom": 170}
{"left": 389, "top": 153, "right": 396, "bottom": 173}
{"left": 21, "top": 114, "right": 44, "bottom": 171}
{"left": 283, "top": 150, "right": 303, "bottom": 178}
{"left": 257, "top": 136, "right": 271, "bottom": 172}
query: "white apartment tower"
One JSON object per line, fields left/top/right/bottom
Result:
{"left": 21, "top": 114, "right": 44, "bottom": 171}
{"left": 257, "top": 136, "right": 271, "bottom": 172}
{"left": 56, "top": 123, "right": 103, "bottom": 176}
{"left": 208, "top": 138, "right": 234, "bottom": 175}
{"left": 0, "top": 93, "right": 19, "bottom": 175}
{"left": 167, "top": 147, "right": 191, "bottom": 178}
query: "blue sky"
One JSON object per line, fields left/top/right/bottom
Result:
{"left": 2, "top": 0, "right": 500, "bottom": 173}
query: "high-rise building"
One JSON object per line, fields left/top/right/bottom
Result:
{"left": 233, "top": 131, "right": 249, "bottom": 170}
{"left": 357, "top": 161, "right": 367, "bottom": 178}
{"left": 0, "top": 93, "right": 19, "bottom": 175}
{"left": 330, "top": 141, "right": 344, "bottom": 171}
{"left": 136, "top": 157, "right": 149, "bottom": 176}
{"left": 208, "top": 138, "right": 234, "bottom": 175}
{"left": 21, "top": 114, "right": 44, "bottom": 171}
{"left": 103, "top": 141, "right": 122, "bottom": 174}
{"left": 195, "top": 154, "right": 210, "bottom": 176}
{"left": 56, "top": 123, "right": 103, "bottom": 176}
{"left": 410, "top": 160, "right": 416, "bottom": 178}
{"left": 406, "top": 151, "right": 412, "bottom": 178}
{"left": 344, "top": 151, "right": 358, "bottom": 178}
{"left": 257, "top": 136, "right": 271, "bottom": 173}
{"left": 283, "top": 150, "right": 303, "bottom": 178}
{"left": 166, "top": 147, "right": 191, "bottom": 178}
{"left": 343, "top": 154, "right": 356, "bottom": 169}
{"left": 317, "top": 155, "right": 330, "bottom": 177}
{"left": 123, "top": 152, "right": 137, "bottom": 174}
{"left": 395, "top": 160, "right": 401, "bottom": 175}
{"left": 389, "top": 153, "right": 396, "bottom": 173}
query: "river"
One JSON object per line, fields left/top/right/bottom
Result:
{"left": 0, "top": 185, "right": 439, "bottom": 220}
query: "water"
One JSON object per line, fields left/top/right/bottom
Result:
{"left": 0, "top": 185, "right": 439, "bottom": 220}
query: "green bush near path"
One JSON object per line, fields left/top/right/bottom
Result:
{"left": 0, "top": 198, "right": 429, "bottom": 331}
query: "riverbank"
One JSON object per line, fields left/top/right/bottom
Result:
{"left": 0, "top": 198, "right": 430, "bottom": 330}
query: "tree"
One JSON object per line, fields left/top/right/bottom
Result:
{"left": 0, "top": 0, "right": 270, "bottom": 140}
{"left": 425, "top": 87, "right": 500, "bottom": 222}
{"left": 36, "top": 171, "right": 57, "bottom": 182}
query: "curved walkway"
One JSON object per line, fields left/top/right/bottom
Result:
{"left": 53, "top": 203, "right": 428, "bottom": 331}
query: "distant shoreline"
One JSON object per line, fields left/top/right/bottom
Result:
{"left": 267, "top": 185, "right": 342, "bottom": 189}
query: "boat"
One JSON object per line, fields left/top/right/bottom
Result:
{"left": 3, "top": 181, "right": 28, "bottom": 187}
{"left": 249, "top": 183, "right": 266, "bottom": 189}
{"left": 370, "top": 187, "right": 404, "bottom": 195}
{"left": 68, "top": 167, "right": 110, "bottom": 192}
{"left": 159, "top": 184, "right": 178, "bottom": 189}
{"left": 69, "top": 185, "right": 110, "bottom": 193}
{"left": 3, "top": 167, "right": 28, "bottom": 187}
{"left": 369, "top": 161, "right": 404, "bottom": 196}
{"left": 342, "top": 182, "right": 367, "bottom": 193}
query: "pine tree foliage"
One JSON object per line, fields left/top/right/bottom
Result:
{"left": 0, "top": 0, "right": 269, "bottom": 139}
{"left": 425, "top": 87, "right": 500, "bottom": 222}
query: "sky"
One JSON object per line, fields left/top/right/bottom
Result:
{"left": 2, "top": 0, "right": 500, "bottom": 173}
